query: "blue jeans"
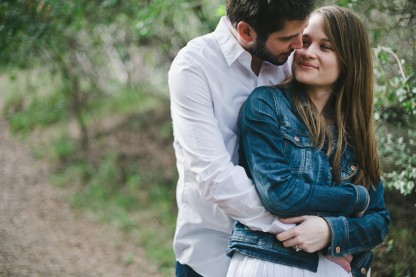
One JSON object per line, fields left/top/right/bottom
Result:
{"left": 176, "top": 262, "right": 203, "bottom": 277}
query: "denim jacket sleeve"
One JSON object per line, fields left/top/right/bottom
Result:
{"left": 239, "top": 87, "right": 369, "bottom": 217}
{"left": 323, "top": 181, "right": 390, "bottom": 276}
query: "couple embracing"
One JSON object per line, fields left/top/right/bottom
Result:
{"left": 169, "top": 1, "right": 390, "bottom": 276}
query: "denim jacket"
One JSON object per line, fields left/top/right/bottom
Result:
{"left": 227, "top": 86, "right": 390, "bottom": 277}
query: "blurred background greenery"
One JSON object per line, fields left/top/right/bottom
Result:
{"left": 0, "top": 0, "right": 415, "bottom": 276}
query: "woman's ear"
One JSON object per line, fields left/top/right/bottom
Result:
{"left": 236, "top": 21, "right": 257, "bottom": 44}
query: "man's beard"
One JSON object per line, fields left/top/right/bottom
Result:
{"left": 248, "top": 37, "right": 292, "bottom": 66}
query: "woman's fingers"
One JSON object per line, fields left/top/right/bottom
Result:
{"left": 276, "top": 216, "right": 331, "bottom": 253}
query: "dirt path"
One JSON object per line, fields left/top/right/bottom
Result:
{"left": 0, "top": 102, "right": 161, "bottom": 276}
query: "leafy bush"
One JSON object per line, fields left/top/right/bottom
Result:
{"left": 373, "top": 47, "right": 416, "bottom": 196}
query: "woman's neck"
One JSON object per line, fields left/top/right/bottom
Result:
{"left": 306, "top": 87, "right": 335, "bottom": 124}
{"left": 306, "top": 88, "right": 331, "bottom": 113}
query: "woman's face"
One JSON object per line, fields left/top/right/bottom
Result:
{"left": 293, "top": 13, "right": 340, "bottom": 92}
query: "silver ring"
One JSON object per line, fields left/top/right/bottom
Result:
{"left": 295, "top": 245, "right": 301, "bottom": 252}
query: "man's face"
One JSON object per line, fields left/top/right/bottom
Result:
{"left": 249, "top": 19, "right": 309, "bottom": 65}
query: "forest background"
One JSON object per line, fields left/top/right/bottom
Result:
{"left": 1, "top": 0, "right": 415, "bottom": 276}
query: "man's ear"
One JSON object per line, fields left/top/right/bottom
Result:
{"left": 236, "top": 21, "right": 257, "bottom": 44}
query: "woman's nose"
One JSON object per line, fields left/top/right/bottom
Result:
{"left": 303, "top": 45, "right": 318, "bottom": 58}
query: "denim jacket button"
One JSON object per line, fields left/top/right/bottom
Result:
{"left": 335, "top": 246, "right": 341, "bottom": 253}
{"left": 351, "top": 165, "right": 357, "bottom": 171}
{"left": 294, "top": 136, "right": 300, "bottom": 142}
{"left": 360, "top": 268, "right": 367, "bottom": 274}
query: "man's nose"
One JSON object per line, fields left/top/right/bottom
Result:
{"left": 291, "top": 34, "right": 303, "bottom": 49}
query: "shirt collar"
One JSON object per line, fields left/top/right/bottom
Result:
{"left": 213, "top": 16, "right": 251, "bottom": 67}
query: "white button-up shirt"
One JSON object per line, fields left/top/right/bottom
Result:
{"left": 168, "top": 16, "right": 294, "bottom": 277}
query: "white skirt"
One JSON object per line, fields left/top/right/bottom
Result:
{"left": 227, "top": 252, "right": 352, "bottom": 277}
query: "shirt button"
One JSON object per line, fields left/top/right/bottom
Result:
{"left": 361, "top": 268, "right": 367, "bottom": 274}
{"left": 351, "top": 165, "right": 357, "bottom": 171}
{"left": 294, "top": 136, "right": 300, "bottom": 142}
{"left": 335, "top": 246, "right": 341, "bottom": 253}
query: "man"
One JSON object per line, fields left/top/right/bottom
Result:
{"left": 168, "top": 1, "right": 315, "bottom": 276}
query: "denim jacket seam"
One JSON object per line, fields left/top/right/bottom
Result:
{"left": 350, "top": 184, "right": 369, "bottom": 215}
{"left": 359, "top": 185, "right": 370, "bottom": 214}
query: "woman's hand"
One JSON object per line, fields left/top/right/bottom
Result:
{"left": 276, "top": 216, "right": 353, "bottom": 273}
{"left": 276, "top": 216, "right": 331, "bottom": 253}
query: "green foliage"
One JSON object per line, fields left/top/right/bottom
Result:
{"left": 5, "top": 89, "right": 67, "bottom": 134}
{"left": 372, "top": 190, "right": 416, "bottom": 276}
{"left": 373, "top": 47, "right": 415, "bottom": 119}
{"left": 377, "top": 130, "right": 416, "bottom": 195}
{"left": 372, "top": 46, "right": 416, "bottom": 196}
{"left": 377, "top": 229, "right": 416, "bottom": 276}
{"left": 51, "top": 136, "right": 76, "bottom": 161}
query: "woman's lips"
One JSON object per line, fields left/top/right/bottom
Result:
{"left": 299, "top": 62, "right": 318, "bottom": 69}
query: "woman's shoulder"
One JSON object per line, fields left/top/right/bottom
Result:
{"left": 247, "top": 86, "right": 291, "bottom": 107}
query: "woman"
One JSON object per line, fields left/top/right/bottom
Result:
{"left": 227, "top": 6, "right": 390, "bottom": 277}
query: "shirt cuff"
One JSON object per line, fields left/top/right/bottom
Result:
{"left": 266, "top": 217, "right": 295, "bottom": 234}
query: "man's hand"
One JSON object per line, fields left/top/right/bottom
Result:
{"left": 325, "top": 254, "right": 353, "bottom": 273}
{"left": 276, "top": 216, "right": 330, "bottom": 253}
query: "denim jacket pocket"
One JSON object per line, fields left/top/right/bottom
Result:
{"left": 280, "top": 124, "right": 328, "bottom": 183}
{"left": 280, "top": 124, "right": 313, "bottom": 148}
{"left": 281, "top": 124, "right": 312, "bottom": 170}
{"left": 339, "top": 148, "right": 359, "bottom": 183}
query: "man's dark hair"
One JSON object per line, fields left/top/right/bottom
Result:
{"left": 226, "top": 0, "right": 315, "bottom": 38}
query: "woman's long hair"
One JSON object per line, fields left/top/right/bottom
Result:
{"left": 290, "top": 6, "right": 380, "bottom": 188}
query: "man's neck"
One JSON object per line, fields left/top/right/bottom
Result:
{"left": 251, "top": 55, "right": 262, "bottom": 76}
